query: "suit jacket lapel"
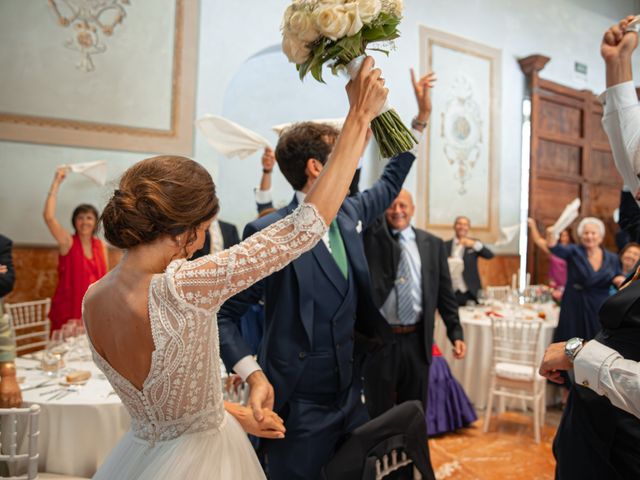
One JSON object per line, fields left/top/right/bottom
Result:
{"left": 416, "top": 229, "right": 432, "bottom": 306}
{"left": 286, "top": 196, "right": 316, "bottom": 346}
{"left": 338, "top": 210, "right": 367, "bottom": 287}
{"left": 311, "top": 243, "right": 348, "bottom": 294}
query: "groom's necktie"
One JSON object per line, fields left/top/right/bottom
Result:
{"left": 394, "top": 233, "right": 415, "bottom": 325}
{"left": 329, "top": 220, "right": 349, "bottom": 279}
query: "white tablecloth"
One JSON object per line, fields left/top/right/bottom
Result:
{"left": 433, "top": 303, "right": 560, "bottom": 410}
{"left": 14, "top": 352, "right": 130, "bottom": 477}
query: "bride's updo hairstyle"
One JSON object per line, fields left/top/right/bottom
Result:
{"left": 101, "top": 156, "right": 219, "bottom": 249}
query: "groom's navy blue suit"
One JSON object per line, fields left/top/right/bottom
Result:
{"left": 218, "top": 151, "right": 415, "bottom": 480}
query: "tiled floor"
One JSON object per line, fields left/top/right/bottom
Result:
{"left": 428, "top": 411, "right": 558, "bottom": 480}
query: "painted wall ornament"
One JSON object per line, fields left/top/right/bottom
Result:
{"left": 440, "top": 75, "right": 483, "bottom": 195}
{"left": 47, "top": 0, "right": 130, "bottom": 72}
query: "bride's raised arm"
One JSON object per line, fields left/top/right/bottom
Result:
{"left": 172, "top": 56, "right": 388, "bottom": 310}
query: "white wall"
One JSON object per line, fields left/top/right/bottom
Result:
{"left": 1, "top": 0, "right": 638, "bottom": 250}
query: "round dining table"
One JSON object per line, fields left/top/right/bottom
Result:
{"left": 14, "top": 342, "right": 130, "bottom": 477}
{"left": 433, "top": 302, "right": 560, "bottom": 410}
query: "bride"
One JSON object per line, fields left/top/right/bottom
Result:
{"left": 82, "top": 56, "right": 387, "bottom": 479}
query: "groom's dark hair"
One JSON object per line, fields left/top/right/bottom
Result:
{"left": 275, "top": 122, "right": 340, "bottom": 191}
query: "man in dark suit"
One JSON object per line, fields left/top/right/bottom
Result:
{"left": 217, "top": 121, "right": 416, "bottom": 479}
{"left": 0, "top": 234, "right": 16, "bottom": 301}
{"left": 190, "top": 219, "right": 240, "bottom": 260}
{"left": 363, "top": 190, "right": 466, "bottom": 419}
{"left": 444, "top": 216, "right": 494, "bottom": 306}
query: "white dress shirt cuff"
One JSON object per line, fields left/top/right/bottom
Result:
{"left": 409, "top": 128, "right": 423, "bottom": 157}
{"left": 603, "top": 81, "right": 638, "bottom": 116}
{"left": 473, "top": 240, "right": 484, "bottom": 252}
{"left": 574, "top": 340, "right": 620, "bottom": 395}
{"left": 254, "top": 188, "right": 273, "bottom": 205}
{"left": 233, "top": 355, "right": 262, "bottom": 381}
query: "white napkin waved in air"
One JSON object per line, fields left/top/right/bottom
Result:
{"left": 60, "top": 161, "right": 108, "bottom": 186}
{"left": 551, "top": 198, "right": 581, "bottom": 237}
{"left": 196, "top": 115, "right": 271, "bottom": 160}
{"left": 493, "top": 224, "right": 521, "bottom": 247}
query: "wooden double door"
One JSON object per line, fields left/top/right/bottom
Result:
{"left": 520, "top": 55, "right": 621, "bottom": 283}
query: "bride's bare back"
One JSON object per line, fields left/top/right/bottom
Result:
{"left": 84, "top": 266, "right": 155, "bottom": 390}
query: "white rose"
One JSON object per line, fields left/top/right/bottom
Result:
{"left": 282, "top": 4, "right": 295, "bottom": 26}
{"left": 282, "top": 34, "right": 311, "bottom": 64}
{"left": 357, "top": 0, "right": 381, "bottom": 23}
{"left": 288, "top": 10, "right": 320, "bottom": 43}
{"left": 314, "top": 5, "right": 351, "bottom": 41}
{"left": 344, "top": 2, "right": 364, "bottom": 36}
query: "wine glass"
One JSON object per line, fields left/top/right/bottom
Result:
{"left": 476, "top": 289, "right": 486, "bottom": 306}
{"left": 48, "top": 330, "right": 70, "bottom": 373}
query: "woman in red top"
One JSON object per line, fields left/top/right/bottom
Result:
{"left": 43, "top": 167, "right": 108, "bottom": 332}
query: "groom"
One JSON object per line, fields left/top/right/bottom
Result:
{"left": 219, "top": 79, "right": 432, "bottom": 480}
{"left": 218, "top": 125, "right": 413, "bottom": 479}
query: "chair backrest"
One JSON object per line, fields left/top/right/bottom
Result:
{"left": 373, "top": 449, "right": 419, "bottom": 479}
{"left": 4, "top": 299, "right": 51, "bottom": 356}
{"left": 489, "top": 316, "right": 543, "bottom": 368}
{"left": 322, "top": 401, "right": 434, "bottom": 480}
{"left": 0, "top": 405, "right": 40, "bottom": 480}
{"left": 486, "top": 286, "right": 512, "bottom": 304}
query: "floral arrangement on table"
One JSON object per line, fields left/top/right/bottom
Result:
{"left": 281, "top": 0, "right": 415, "bottom": 158}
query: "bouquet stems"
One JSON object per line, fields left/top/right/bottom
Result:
{"left": 370, "top": 110, "right": 417, "bottom": 158}
{"left": 345, "top": 55, "right": 417, "bottom": 158}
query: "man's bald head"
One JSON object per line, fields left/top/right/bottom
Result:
{"left": 385, "top": 189, "right": 415, "bottom": 232}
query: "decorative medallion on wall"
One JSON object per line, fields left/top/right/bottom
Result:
{"left": 417, "top": 26, "right": 501, "bottom": 243}
{"left": 440, "top": 75, "right": 483, "bottom": 195}
{"left": 48, "top": 0, "right": 130, "bottom": 72}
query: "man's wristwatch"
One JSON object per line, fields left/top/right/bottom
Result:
{"left": 564, "top": 337, "right": 584, "bottom": 363}
{"left": 411, "top": 117, "right": 428, "bottom": 130}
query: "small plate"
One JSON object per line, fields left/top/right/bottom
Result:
{"left": 59, "top": 379, "right": 89, "bottom": 387}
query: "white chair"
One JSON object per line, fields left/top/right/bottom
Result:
{"left": 0, "top": 405, "right": 40, "bottom": 480}
{"left": 4, "top": 300, "right": 51, "bottom": 356}
{"left": 0, "top": 404, "right": 88, "bottom": 480}
{"left": 483, "top": 316, "right": 546, "bottom": 443}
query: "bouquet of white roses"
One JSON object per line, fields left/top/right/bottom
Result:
{"left": 281, "top": 0, "right": 415, "bottom": 158}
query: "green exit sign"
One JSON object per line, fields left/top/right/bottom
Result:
{"left": 574, "top": 62, "right": 588, "bottom": 75}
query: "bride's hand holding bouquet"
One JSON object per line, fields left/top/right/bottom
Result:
{"left": 281, "top": 0, "right": 414, "bottom": 158}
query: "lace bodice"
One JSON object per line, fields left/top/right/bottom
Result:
{"left": 88, "top": 203, "right": 327, "bottom": 444}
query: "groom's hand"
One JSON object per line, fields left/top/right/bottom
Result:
{"left": 601, "top": 16, "right": 638, "bottom": 63}
{"left": 246, "top": 370, "right": 275, "bottom": 422}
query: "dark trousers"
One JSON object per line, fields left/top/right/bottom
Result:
{"left": 553, "top": 386, "right": 640, "bottom": 479}
{"left": 363, "top": 331, "right": 429, "bottom": 420}
{"left": 265, "top": 379, "right": 369, "bottom": 480}
{"left": 455, "top": 290, "right": 477, "bottom": 306}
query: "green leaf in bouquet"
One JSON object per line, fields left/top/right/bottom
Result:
{"left": 297, "top": 60, "right": 312, "bottom": 81}
{"left": 335, "top": 31, "right": 363, "bottom": 60}
{"left": 367, "top": 47, "right": 390, "bottom": 56}
{"left": 362, "top": 25, "right": 388, "bottom": 42}
{"left": 310, "top": 60, "right": 325, "bottom": 83}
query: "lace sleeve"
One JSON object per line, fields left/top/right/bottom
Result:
{"left": 170, "top": 203, "right": 327, "bottom": 311}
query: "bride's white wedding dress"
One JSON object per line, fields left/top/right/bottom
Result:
{"left": 86, "top": 204, "right": 326, "bottom": 479}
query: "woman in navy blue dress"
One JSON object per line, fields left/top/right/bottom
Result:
{"left": 548, "top": 217, "right": 624, "bottom": 344}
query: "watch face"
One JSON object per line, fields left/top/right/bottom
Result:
{"left": 565, "top": 338, "right": 583, "bottom": 358}
{"left": 567, "top": 338, "right": 581, "bottom": 349}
